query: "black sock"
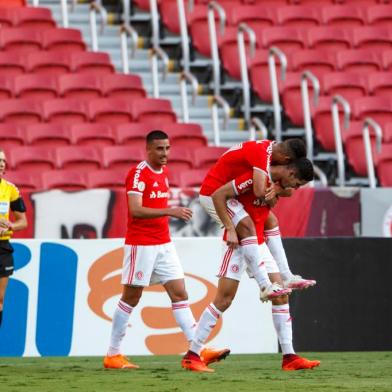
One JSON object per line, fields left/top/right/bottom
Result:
{"left": 0, "top": 311, "right": 2, "bottom": 327}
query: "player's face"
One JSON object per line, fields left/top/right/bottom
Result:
{"left": 147, "top": 139, "right": 170, "bottom": 168}
{"left": 0, "top": 151, "right": 6, "bottom": 177}
{"left": 279, "top": 170, "right": 308, "bottom": 189}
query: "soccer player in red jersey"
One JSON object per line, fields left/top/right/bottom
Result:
{"left": 182, "top": 158, "right": 320, "bottom": 372}
{"left": 104, "top": 131, "right": 228, "bottom": 369}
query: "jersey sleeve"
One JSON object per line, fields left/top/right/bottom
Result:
{"left": 246, "top": 141, "right": 272, "bottom": 175}
{"left": 9, "top": 184, "right": 26, "bottom": 212}
{"left": 126, "top": 167, "right": 146, "bottom": 196}
{"left": 232, "top": 172, "right": 253, "bottom": 195}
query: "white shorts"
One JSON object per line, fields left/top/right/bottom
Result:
{"left": 218, "top": 242, "right": 279, "bottom": 281}
{"left": 199, "top": 194, "right": 249, "bottom": 228}
{"left": 121, "top": 242, "right": 184, "bottom": 287}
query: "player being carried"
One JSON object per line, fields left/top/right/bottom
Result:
{"left": 182, "top": 158, "right": 320, "bottom": 372}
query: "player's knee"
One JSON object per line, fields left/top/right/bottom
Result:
{"left": 236, "top": 217, "right": 256, "bottom": 239}
{"left": 121, "top": 291, "right": 143, "bottom": 307}
{"left": 214, "top": 294, "right": 234, "bottom": 312}
{"left": 265, "top": 211, "right": 279, "bottom": 230}
{"left": 271, "top": 295, "right": 289, "bottom": 305}
{"left": 170, "top": 290, "right": 188, "bottom": 303}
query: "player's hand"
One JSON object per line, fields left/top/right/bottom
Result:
{"left": 170, "top": 207, "right": 193, "bottom": 222}
{"left": 0, "top": 227, "right": 10, "bottom": 236}
{"left": 265, "top": 185, "right": 277, "bottom": 201}
{"left": 226, "top": 227, "right": 239, "bottom": 249}
{"left": 0, "top": 218, "right": 11, "bottom": 229}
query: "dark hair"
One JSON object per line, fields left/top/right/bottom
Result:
{"left": 282, "top": 138, "right": 307, "bottom": 160}
{"left": 146, "top": 130, "right": 169, "bottom": 144}
{"left": 289, "top": 157, "right": 314, "bottom": 182}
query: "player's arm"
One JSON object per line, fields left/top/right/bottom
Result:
{"left": 0, "top": 197, "right": 28, "bottom": 235}
{"left": 252, "top": 168, "right": 268, "bottom": 198}
{"left": 128, "top": 193, "right": 192, "bottom": 221}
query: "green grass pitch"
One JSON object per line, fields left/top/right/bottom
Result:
{"left": 1, "top": 352, "right": 391, "bottom": 392}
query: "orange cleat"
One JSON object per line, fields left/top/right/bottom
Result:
{"left": 103, "top": 354, "right": 139, "bottom": 369}
{"left": 200, "top": 347, "right": 231, "bottom": 365}
{"left": 282, "top": 354, "right": 320, "bottom": 371}
{"left": 181, "top": 351, "right": 215, "bottom": 373}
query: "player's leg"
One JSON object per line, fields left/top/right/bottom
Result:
{"left": 0, "top": 242, "right": 14, "bottom": 327}
{"left": 264, "top": 211, "right": 316, "bottom": 289}
{"left": 0, "top": 277, "right": 9, "bottom": 327}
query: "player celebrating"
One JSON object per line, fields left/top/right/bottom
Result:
{"left": 0, "top": 149, "right": 28, "bottom": 328}
{"left": 182, "top": 158, "right": 320, "bottom": 372}
{"left": 104, "top": 131, "right": 228, "bottom": 369}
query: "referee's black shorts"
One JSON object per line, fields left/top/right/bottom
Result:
{"left": 0, "top": 240, "right": 14, "bottom": 278}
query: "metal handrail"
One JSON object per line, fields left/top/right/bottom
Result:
{"left": 120, "top": 24, "right": 139, "bottom": 74}
{"left": 362, "top": 118, "right": 383, "bottom": 189}
{"left": 301, "top": 70, "right": 320, "bottom": 161}
{"left": 331, "top": 95, "right": 350, "bottom": 187}
{"left": 32, "top": 0, "right": 39, "bottom": 7}
{"left": 177, "top": 0, "right": 190, "bottom": 73}
{"left": 179, "top": 71, "right": 199, "bottom": 123}
{"left": 268, "top": 46, "right": 287, "bottom": 142}
{"left": 150, "top": 0, "right": 160, "bottom": 49}
{"left": 89, "top": 2, "right": 108, "bottom": 52}
{"left": 150, "top": 46, "right": 170, "bottom": 98}
{"left": 250, "top": 117, "right": 268, "bottom": 140}
{"left": 208, "top": 1, "right": 226, "bottom": 97}
{"left": 313, "top": 165, "right": 328, "bottom": 187}
{"left": 211, "top": 95, "right": 231, "bottom": 146}
{"left": 237, "top": 23, "right": 256, "bottom": 130}
{"left": 122, "top": 0, "right": 131, "bottom": 26}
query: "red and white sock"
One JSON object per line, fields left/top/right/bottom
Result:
{"left": 172, "top": 300, "right": 197, "bottom": 342}
{"left": 265, "top": 227, "right": 293, "bottom": 281}
{"left": 241, "top": 236, "right": 271, "bottom": 288}
{"left": 190, "top": 303, "right": 222, "bottom": 355}
{"left": 272, "top": 304, "right": 295, "bottom": 355}
{"left": 107, "top": 300, "right": 133, "bottom": 356}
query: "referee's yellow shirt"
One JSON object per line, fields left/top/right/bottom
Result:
{"left": 0, "top": 178, "right": 21, "bottom": 240}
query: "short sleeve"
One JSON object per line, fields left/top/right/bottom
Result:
{"left": 126, "top": 167, "right": 146, "bottom": 196}
{"left": 232, "top": 172, "right": 253, "bottom": 195}
{"left": 246, "top": 141, "right": 272, "bottom": 176}
{"left": 10, "top": 183, "right": 20, "bottom": 202}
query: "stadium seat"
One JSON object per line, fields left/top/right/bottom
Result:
{"left": 353, "top": 96, "right": 392, "bottom": 129}
{"left": 277, "top": 6, "right": 321, "bottom": 27}
{"left": 42, "top": 28, "right": 86, "bottom": 52}
{"left": 87, "top": 169, "right": 126, "bottom": 189}
{"left": 165, "top": 147, "right": 194, "bottom": 172}
{"left": 1, "top": 0, "right": 26, "bottom": 6}
{"left": 180, "top": 168, "right": 208, "bottom": 188}
{"left": 102, "top": 146, "right": 145, "bottom": 171}
{"left": 0, "top": 75, "right": 13, "bottom": 99}
{"left": 167, "top": 170, "right": 182, "bottom": 188}
{"left": 290, "top": 0, "right": 333, "bottom": 4}
{"left": 193, "top": 146, "right": 228, "bottom": 169}
{"left": 0, "top": 98, "right": 42, "bottom": 124}
{"left": 102, "top": 74, "right": 146, "bottom": 100}
{"left": 307, "top": 27, "right": 352, "bottom": 51}
{"left": 383, "top": 122, "right": 392, "bottom": 144}
{"left": 5, "top": 170, "right": 41, "bottom": 191}
{"left": 115, "top": 123, "right": 154, "bottom": 147}
{"left": 14, "top": 7, "right": 56, "bottom": 30}
{"left": 376, "top": 144, "right": 392, "bottom": 187}
{"left": 0, "top": 124, "right": 25, "bottom": 149}
{"left": 321, "top": 5, "right": 366, "bottom": 28}
{"left": 262, "top": 27, "right": 306, "bottom": 52}
{"left": 58, "top": 74, "right": 101, "bottom": 100}
{"left": 368, "top": 72, "right": 392, "bottom": 98}
{"left": 132, "top": 98, "right": 177, "bottom": 124}
{"left": 89, "top": 98, "right": 133, "bottom": 124}
{"left": 0, "top": 52, "right": 25, "bottom": 76}
{"left": 70, "top": 52, "right": 115, "bottom": 74}
{"left": 337, "top": 49, "right": 383, "bottom": 74}
{"left": 367, "top": 5, "right": 392, "bottom": 28}
{"left": 291, "top": 49, "right": 336, "bottom": 79}
{"left": 322, "top": 72, "right": 368, "bottom": 102}
{"left": 161, "top": 123, "right": 208, "bottom": 147}
{"left": 9, "top": 146, "right": 56, "bottom": 172}
{"left": 159, "top": 0, "right": 181, "bottom": 34}
{"left": 56, "top": 146, "right": 102, "bottom": 171}
{"left": 0, "top": 28, "right": 42, "bottom": 52}
{"left": 353, "top": 27, "right": 392, "bottom": 51}
{"left": 25, "top": 123, "right": 71, "bottom": 147}
{"left": 70, "top": 123, "right": 116, "bottom": 147}
{"left": 381, "top": 50, "right": 392, "bottom": 71}
{"left": 14, "top": 74, "right": 58, "bottom": 100}
{"left": 0, "top": 8, "right": 15, "bottom": 27}
{"left": 41, "top": 170, "right": 87, "bottom": 191}
{"left": 228, "top": 5, "right": 277, "bottom": 30}
{"left": 26, "top": 51, "right": 71, "bottom": 75}
{"left": 43, "top": 98, "right": 88, "bottom": 124}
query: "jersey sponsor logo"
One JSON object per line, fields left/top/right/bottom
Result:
{"left": 132, "top": 169, "right": 142, "bottom": 189}
{"left": 0, "top": 201, "right": 9, "bottom": 215}
{"left": 237, "top": 178, "right": 253, "bottom": 191}
{"left": 382, "top": 205, "right": 392, "bottom": 237}
{"left": 150, "top": 191, "right": 169, "bottom": 199}
{"left": 137, "top": 181, "right": 145, "bottom": 192}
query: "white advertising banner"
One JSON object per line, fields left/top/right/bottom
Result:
{"left": 1, "top": 238, "right": 278, "bottom": 357}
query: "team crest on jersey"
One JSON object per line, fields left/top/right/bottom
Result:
{"left": 137, "top": 181, "right": 145, "bottom": 192}
{"left": 382, "top": 205, "right": 392, "bottom": 237}
{"left": 231, "top": 264, "right": 239, "bottom": 273}
{"left": 136, "top": 271, "right": 144, "bottom": 280}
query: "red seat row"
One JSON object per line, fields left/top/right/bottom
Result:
{"left": 0, "top": 6, "right": 55, "bottom": 29}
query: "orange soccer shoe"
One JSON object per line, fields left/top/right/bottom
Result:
{"left": 181, "top": 351, "right": 215, "bottom": 373}
{"left": 103, "top": 354, "right": 140, "bottom": 369}
{"left": 282, "top": 354, "right": 320, "bottom": 371}
{"left": 200, "top": 347, "right": 231, "bottom": 365}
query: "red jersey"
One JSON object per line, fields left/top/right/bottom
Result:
{"left": 200, "top": 140, "right": 273, "bottom": 196}
{"left": 125, "top": 161, "right": 171, "bottom": 245}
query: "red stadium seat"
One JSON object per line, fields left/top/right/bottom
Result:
{"left": 381, "top": 50, "right": 392, "bottom": 71}
{"left": 0, "top": 52, "right": 25, "bottom": 76}
{"left": 115, "top": 123, "right": 153, "bottom": 147}
{"left": 353, "top": 96, "right": 392, "bottom": 129}
{"left": 159, "top": 0, "right": 181, "bottom": 34}
{"left": 162, "top": 123, "right": 208, "bottom": 147}
{"left": 133, "top": 98, "right": 176, "bottom": 124}
{"left": 353, "top": 27, "right": 392, "bottom": 51}
{"left": 0, "top": 124, "right": 25, "bottom": 148}
{"left": 166, "top": 147, "right": 194, "bottom": 172}
{"left": 0, "top": 28, "right": 42, "bottom": 52}
{"left": 87, "top": 170, "right": 125, "bottom": 189}
{"left": 25, "top": 123, "right": 71, "bottom": 147}
{"left": 290, "top": 0, "right": 333, "bottom": 3}
{"left": 26, "top": 51, "right": 71, "bottom": 75}
{"left": 321, "top": 6, "right": 366, "bottom": 28}
{"left": 367, "top": 5, "right": 392, "bottom": 28}
{"left": 43, "top": 98, "right": 88, "bottom": 124}
{"left": 322, "top": 72, "right": 368, "bottom": 102}
{"left": 70, "top": 123, "right": 116, "bottom": 147}
{"left": 0, "top": 75, "right": 14, "bottom": 99}
{"left": 102, "top": 146, "right": 145, "bottom": 171}
{"left": 1, "top": 0, "right": 26, "bottom": 6}
{"left": 70, "top": 52, "right": 115, "bottom": 74}
{"left": 9, "top": 146, "right": 56, "bottom": 172}
{"left": 14, "top": 74, "right": 58, "bottom": 100}
{"left": 193, "top": 146, "right": 228, "bottom": 169}
{"left": 56, "top": 146, "right": 101, "bottom": 171}
{"left": 0, "top": 99, "right": 42, "bottom": 124}
{"left": 228, "top": 5, "right": 277, "bottom": 30}
{"left": 307, "top": 27, "right": 352, "bottom": 52}
{"left": 337, "top": 49, "right": 383, "bottom": 74}
{"left": 368, "top": 73, "right": 392, "bottom": 98}
{"left": 383, "top": 122, "right": 392, "bottom": 143}
{"left": 376, "top": 144, "right": 392, "bottom": 187}
{"left": 180, "top": 168, "right": 208, "bottom": 188}
{"left": 0, "top": 8, "right": 15, "bottom": 27}
{"left": 14, "top": 7, "right": 56, "bottom": 30}
{"left": 58, "top": 74, "right": 101, "bottom": 100}
{"left": 42, "top": 28, "right": 86, "bottom": 52}
{"left": 89, "top": 98, "right": 133, "bottom": 124}
{"left": 5, "top": 170, "right": 41, "bottom": 191}
{"left": 277, "top": 6, "right": 321, "bottom": 27}
{"left": 167, "top": 170, "right": 182, "bottom": 188}
{"left": 41, "top": 170, "right": 87, "bottom": 190}
{"left": 291, "top": 49, "right": 336, "bottom": 79}
{"left": 262, "top": 27, "right": 306, "bottom": 52}
{"left": 102, "top": 74, "right": 146, "bottom": 100}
